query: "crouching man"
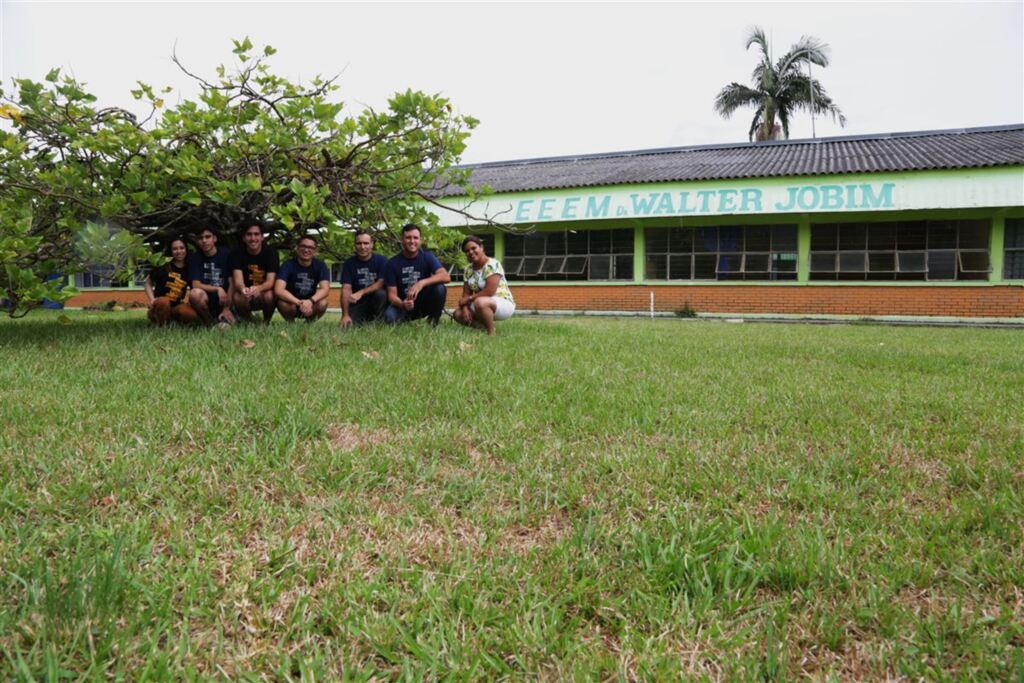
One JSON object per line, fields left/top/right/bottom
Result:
{"left": 340, "top": 229, "right": 388, "bottom": 327}
{"left": 188, "top": 228, "right": 235, "bottom": 326}
{"left": 274, "top": 235, "right": 331, "bottom": 322}
{"left": 230, "top": 221, "right": 279, "bottom": 323}
{"left": 384, "top": 223, "right": 450, "bottom": 326}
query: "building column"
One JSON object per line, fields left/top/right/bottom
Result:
{"left": 797, "top": 215, "right": 811, "bottom": 282}
{"left": 633, "top": 225, "right": 645, "bottom": 282}
{"left": 990, "top": 214, "right": 1005, "bottom": 282}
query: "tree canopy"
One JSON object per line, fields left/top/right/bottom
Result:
{"left": 0, "top": 38, "right": 484, "bottom": 317}
{"left": 714, "top": 27, "right": 846, "bottom": 142}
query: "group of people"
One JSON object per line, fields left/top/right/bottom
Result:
{"left": 145, "top": 222, "right": 516, "bottom": 335}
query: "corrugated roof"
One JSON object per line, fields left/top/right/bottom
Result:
{"left": 436, "top": 124, "right": 1024, "bottom": 197}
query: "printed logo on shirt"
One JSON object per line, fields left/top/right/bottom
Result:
{"left": 356, "top": 267, "right": 377, "bottom": 289}
{"left": 203, "top": 262, "right": 225, "bottom": 288}
{"left": 400, "top": 266, "right": 420, "bottom": 290}
{"left": 294, "top": 272, "right": 315, "bottom": 297}
{"left": 166, "top": 271, "right": 188, "bottom": 303}
{"left": 248, "top": 264, "right": 266, "bottom": 285}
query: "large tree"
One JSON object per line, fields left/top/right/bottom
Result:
{"left": 714, "top": 27, "right": 846, "bottom": 142}
{"left": 0, "top": 39, "right": 486, "bottom": 317}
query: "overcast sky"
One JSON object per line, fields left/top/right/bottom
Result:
{"left": 2, "top": 1, "right": 1022, "bottom": 163}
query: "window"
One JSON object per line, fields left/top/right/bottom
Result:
{"left": 1004, "top": 218, "right": 1024, "bottom": 280}
{"left": 74, "top": 269, "right": 141, "bottom": 288}
{"left": 810, "top": 219, "right": 990, "bottom": 281}
{"left": 504, "top": 229, "right": 634, "bottom": 281}
{"left": 645, "top": 225, "right": 797, "bottom": 281}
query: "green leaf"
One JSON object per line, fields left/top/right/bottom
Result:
{"left": 182, "top": 188, "right": 202, "bottom": 206}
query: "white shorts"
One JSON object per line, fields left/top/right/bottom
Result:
{"left": 470, "top": 297, "right": 515, "bottom": 321}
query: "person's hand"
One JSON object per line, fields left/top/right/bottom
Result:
{"left": 216, "top": 287, "right": 228, "bottom": 301}
{"left": 349, "top": 290, "right": 362, "bottom": 304}
{"left": 218, "top": 308, "right": 236, "bottom": 324}
{"left": 299, "top": 299, "right": 313, "bottom": 317}
{"left": 406, "top": 282, "right": 422, "bottom": 300}
{"left": 340, "top": 315, "right": 352, "bottom": 328}
{"left": 459, "top": 295, "right": 473, "bottom": 307}
{"left": 147, "top": 298, "right": 156, "bottom": 310}
{"left": 402, "top": 298, "right": 415, "bottom": 311}
{"left": 243, "top": 286, "right": 255, "bottom": 298}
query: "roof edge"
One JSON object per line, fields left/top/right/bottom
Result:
{"left": 457, "top": 123, "right": 1024, "bottom": 170}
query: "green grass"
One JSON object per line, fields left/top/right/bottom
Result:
{"left": 1, "top": 311, "right": 1022, "bottom": 680}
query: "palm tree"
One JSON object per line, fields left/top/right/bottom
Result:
{"left": 714, "top": 27, "right": 846, "bottom": 142}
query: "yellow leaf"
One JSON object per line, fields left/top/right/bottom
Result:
{"left": 361, "top": 350, "right": 380, "bottom": 360}
{"left": 0, "top": 103, "right": 23, "bottom": 122}
{"left": 241, "top": 339, "right": 256, "bottom": 349}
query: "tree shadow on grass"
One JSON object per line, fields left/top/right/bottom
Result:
{"left": 0, "top": 311, "right": 171, "bottom": 348}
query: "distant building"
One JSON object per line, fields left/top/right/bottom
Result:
{"left": 430, "top": 124, "right": 1024, "bottom": 320}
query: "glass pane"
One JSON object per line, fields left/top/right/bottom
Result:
{"left": 772, "top": 225, "right": 798, "bottom": 251}
{"left": 744, "top": 254, "right": 769, "bottom": 272}
{"left": 717, "top": 253, "right": 742, "bottom": 274}
{"left": 810, "top": 252, "right": 837, "bottom": 272}
{"left": 868, "top": 223, "right": 897, "bottom": 250}
{"left": 503, "top": 257, "right": 523, "bottom": 276}
{"left": 539, "top": 256, "right": 565, "bottom": 274}
{"left": 645, "top": 254, "right": 667, "bottom": 279}
{"left": 693, "top": 254, "right": 716, "bottom": 279}
{"left": 928, "top": 250, "right": 956, "bottom": 279}
{"left": 481, "top": 234, "right": 496, "bottom": 257}
{"left": 958, "top": 251, "right": 989, "bottom": 273}
{"left": 897, "top": 221, "right": 927, "bottom": 250}
{"left": 898, "top": 251, "right": 927, "bottom": 272}
{"left": 566, "top": 230, "right": 589, "bottom": 254}
{"left": 563, "top": 256, "right": 588, "bottom": 274}
{"left": 546, "top": 231, "right": 567, "bottom": 255}
{"left": 745, "top": 226, "right": 771, "bottom": 252}
{"left": 772, "top": 253, "right": 797, "bottom": 273}
{"left": 612, "top": 229, "right": 634, "bottom": 254}
{"left": 588, "top": 231, "right": 611, "bottom": 254}
{"left": 811, "top": 224, "right": 838, "bottom": 251}
{"left": 613, "top": 254, "right": 633, "bottom": 280}
{"left": 838, "top": 223, "right": 867, "bottom": 250}
{"left": 505, "top": 235, "right": 525, "bottom": 257}
{"left": 668, "top": 254, "right": 692, "bottom": 279}
{"left": 1005, "top": 219, "right": 1024, "bottom": 249}
{"left": 927, "top": 220, "right": 958, "bottom": 249}
{"left": 521, "top": 257, "right": 543, "bottom": 276}
{"left": 957, "top": 220, "right": 989, "bottom": 249}
{"left": 589, "top": 255, "right": 611, "bottom": 279}
{"left": 524, "top": 234, "right": 546, "bottom": 256}
{"left": 1004, "top": 250, "right": 1024, "bottom": 279}
{"left": 645, "top": 228, "right": 669, "bottom": 254}
{"left": 669, "top": 227, "right": 693, "bottom": 253}
{"left": 719, "top": 226, "right": 742, "bottom": 252}
{"left": 694, "top": 227, "right": 717, "bottom": 253}
{"left": 868, "top": 252, "right": 896, "bottom": 272}
{"left": 839, "top": 252, "right": 866, "bottom": 272}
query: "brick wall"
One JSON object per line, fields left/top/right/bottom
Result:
{"left": 68, "top": 284, "right": 1024, "bottom": 318}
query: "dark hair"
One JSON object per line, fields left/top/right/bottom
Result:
{"left": 166, "top": 236, "right": 188, "bottom": 257}
{"left": 197, "top": 227, "right": 218, "bottom": 238}
{"left": 461, "top": 235, "right": 485, "bottom": 252}
{"left": 239, "top": 219, "right": 264, "bottom": 233}
{"left": 297, "top": 234, "right": 317, "bottom": 247}
{"left": 401, "top": 223, "right": 421, "bottom": 235}
{"left": 354, "top": 229, "right": 373, "bottom": 242}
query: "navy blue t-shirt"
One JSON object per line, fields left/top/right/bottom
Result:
{"left": 341, "top": 253, "right": 388, "bottom": 293}
{"left": 278, "top": 258, "right": 330, "bottom": 299}
{"left": 188, "top": 246, "right": 232, "bottom": 289}
{"left": 384, "top": 250, "right": 444, "bottom": 300}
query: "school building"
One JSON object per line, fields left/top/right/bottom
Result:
{"left": 432, "top": 124, "right": 1024, "bottom": 321}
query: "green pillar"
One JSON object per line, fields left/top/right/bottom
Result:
{"left": 990, "top": 215, "right": 1004, "bottom": 282}
{"left": 633, "top": 225, "right": 645, "bottom": 282}
{"left": 494, "top": 231, "right": 505, "bottom": 262}
{"left": 797, "top": 215, "right": 811, "bottom": 282}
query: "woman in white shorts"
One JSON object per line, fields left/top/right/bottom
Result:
{"left": 454, "top": 235, "right": 515, "bottom": 335}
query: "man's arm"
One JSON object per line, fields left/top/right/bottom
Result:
{"left": 311, "top": 280, "right": 330, "bottom": 304}
{"left": 340, "top": 283, "right": 353, "bottom": 323}
{"left": 232, "top": 269, "right": 246, "bottom": 294}
{"left": 407, "top": 267, "right": 452, "bottom": 300}
{"left": 356, "top": 277, "right": 385, "bottom": 298}
{"left": 255, "top": 273, "right": 276, "bottom": 294}
{"left": 274, "top": 278, "right": 302, "bottom": 306}
{"left": 387, "top": 285, "right": 403, "bottom": 307}
{"left": 144, "top": 276, "right": 156, "bottom": 305}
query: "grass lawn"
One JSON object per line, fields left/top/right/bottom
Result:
{"left": 1, "top": 311, "right": 1021, "bottom": 680}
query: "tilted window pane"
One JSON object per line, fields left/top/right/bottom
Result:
{"left": 839, "top": 252, "right": 866, "bottom": 272}
{"left": 897, "top": 251, "right": 927, "bottom": 272}
{"left": 958, "top": 251, "right": 990, "bottom": 273}
{"left": 744, "top": 254, "right": 770, "bottom": 272}
{"left": 539, "top": 257, "right": 565, "bottom": 274}
{"left": 717, "top": 253, "right": 742, "bottom": 275}
{"left": 503, "top": 257, "right": 524, "bottom": 276}
{"left": 563, "top": 256, "right": 588, "bottom": 274}
{"left": 772, "top": 253, "right": 797, "bottom": 273}
{"left": 810, "top": 252, "right": 837, "bottom": 271}
{"left": 646, "top": 254, "right": 667, "bottom": 279}
{"left": 868, "top": 252, "right": 896, "bottom": 272}
{"left": 928, "top": 250, "right": 956, "bottom": 280}
{"left": 521, "top": 257, "right": 543, "bottom": 276}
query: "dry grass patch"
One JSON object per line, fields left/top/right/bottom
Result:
{"left": 327, "top": 422, "right": 390, "bottom": 451}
